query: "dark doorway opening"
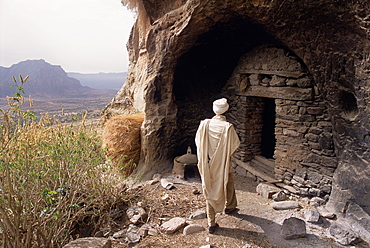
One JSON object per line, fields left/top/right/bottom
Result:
{"left": 261, "top": 98, "right": 276, "bottom": 159}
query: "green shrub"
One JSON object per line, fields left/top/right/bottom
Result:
{"left": 0, "top": 75, "right": 126, "bottom": 247}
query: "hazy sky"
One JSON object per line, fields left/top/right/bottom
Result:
{"left": 0, "top": 0, "right": 136, "bottom": 73}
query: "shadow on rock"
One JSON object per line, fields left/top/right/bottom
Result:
{"left": 215, "top": 227, "right": 273, "bottom": 247}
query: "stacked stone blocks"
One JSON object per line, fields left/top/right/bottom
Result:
{"left": 224, "top": 46, "right": 337, "bottom": 201}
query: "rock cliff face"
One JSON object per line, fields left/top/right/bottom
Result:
{"left": 104, "top": 0, "right": 370, "bottom": 242}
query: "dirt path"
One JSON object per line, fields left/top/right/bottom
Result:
{"left": 115, "top": 173, "right": 343, "bottom": 248}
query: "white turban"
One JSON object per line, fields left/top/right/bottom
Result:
{"left": 213, "top": 98, "right": 229, "bottom": 115}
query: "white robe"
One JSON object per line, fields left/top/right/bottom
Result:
{"left": 195, "top": 115, "right": 240, "bottom": 213}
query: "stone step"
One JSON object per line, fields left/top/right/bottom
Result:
{"left": 234, "top": 158, "right": 299, "bottom": 194}
{"left": 250, "top": 158, "right": 275, "bottom": 179}
{"left": 254, "top": 155, "right": 276, "bottom": 169}
{"left": 235, "top": 159, "right": 276, "bottom": 182}
{"left": 251, "top": 158, "right": 274, "bottom": 173}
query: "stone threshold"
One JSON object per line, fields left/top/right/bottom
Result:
{"left": 234, "top": 157, "right": 298, "bottom": 195}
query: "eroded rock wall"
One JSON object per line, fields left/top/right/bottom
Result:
{"left": 105, "top": 0, "right": 370, "bottom": 242}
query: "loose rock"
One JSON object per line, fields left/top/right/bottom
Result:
{"left": 113, "top": 229, "right": 126, "bottom": 239}
{"left": 192, "top": 188, "right": 201, "bottom": 194}
{"left": 329, "top": 223, "right": 359, "bottom": 246}
{"left": 270, "top": 201, "right": 300, "bottom": 210}
{"left": 139, "top": 223, "right": 151, "bottom": 237}
{"left": 64, "top": 237, "right": 111, "bottom": 248}
{"left": 139, "top": 223, "right": 159, "bottom": 237}
{"left": 146, "top": 178, "right": 160, "bottom": 185}
{"left": 161, "top": 217, "right": 187, "bottom": 234}
{"left": 304, "top": 209, "right": 321, "bottom": 223}
{"left": 317, "top": 206, "right": 336, "bottom": 219}
{"left": 148, "top": 227, "right": 159, "bottom": 236}
{"left": 183, "top": 224, "right": 205, "bottom": 235}
{"left": 256, "top": 183, "right": 281, "bottom": 199}
{"left": 160, "top": 178, "right": 175, "bottom": 190}
{"left": 125, "top": 227, "right": 141, "bottom": 244}
{"left": 281, "top": 217, "right": 307, "bottom": 240}
{"left": 112, "top": 224, "right": 140, "bottom": 244}
{"left": 272, "top": 191, "right": 287, "bottom": 201}
{"left": 189, "top": 209, "right": 207, "bottom": 220}
{"left": 126, "top": 206, "right": 148, "bottom": 224}
{"left": 310, "top": 196, "right": 326, "bottom": 206}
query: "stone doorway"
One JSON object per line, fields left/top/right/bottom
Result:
{"left": 261, "top": 97, "right": 276, "bottom": 159}
{"left": 224, "top": 45, "right": 337, "bottom": 200}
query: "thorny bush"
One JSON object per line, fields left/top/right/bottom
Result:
{"left": 0, "top": 75, "right": 127, "bottom": 247}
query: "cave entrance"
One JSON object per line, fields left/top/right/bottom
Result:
{"left": 172, "top": 17, "right": 278, "bottom": 159}
{"left": 171, "top": 18, "right": 330, "bottom": 186}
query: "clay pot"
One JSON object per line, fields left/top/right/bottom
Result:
{"left": 173, "top": 147, "right": 199, "bottom": 180}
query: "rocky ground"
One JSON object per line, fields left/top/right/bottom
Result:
{"left": 108, "top": 173, "right": 363, "bottom": 248}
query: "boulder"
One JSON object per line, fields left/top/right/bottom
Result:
{"left": 281, "top": 217, "right": 306, "bottom": 240}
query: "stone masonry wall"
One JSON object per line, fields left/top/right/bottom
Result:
{"left": 224, "top": 45, "right": 337, "bottom": 201}
{"left": 228, "top": 96, "right": 263, "bottom": 162}
{"left": 274, "top": 94, "right": 337, "bottom": 200}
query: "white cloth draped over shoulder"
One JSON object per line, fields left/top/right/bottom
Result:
{"left": 195, "top": 115, "right": 240, "bottom": 213}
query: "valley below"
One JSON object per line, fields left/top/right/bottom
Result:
{"left": 0, "top": 94, "right": 114, "bottom": 121}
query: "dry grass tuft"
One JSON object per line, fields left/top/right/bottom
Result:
{"left": 102, "top": 114, "right": 144, "bottom": 176}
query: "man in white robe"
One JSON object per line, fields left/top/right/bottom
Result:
{"left": 195, "top": 98, "right": 240, "bottom": 233}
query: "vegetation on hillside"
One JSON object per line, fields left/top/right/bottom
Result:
{"left": 0, "top": 75, "right": 128, "bottom": 247}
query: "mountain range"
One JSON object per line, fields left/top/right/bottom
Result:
{"left": 68, "top": 72, "right": 126, "bottom": 90}
{"left": 0, "top": 59, "right": 125, "bottom": 98}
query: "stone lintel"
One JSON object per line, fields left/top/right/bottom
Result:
{"left": 240, "top": 86, "right": 313, "bottom": 100}
{"left": 239, "top": 69, "right": 304, "bottom": 78}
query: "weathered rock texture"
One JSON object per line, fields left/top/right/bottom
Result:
{"left": 104, "top": 0, "right": 370, "bottom": 242}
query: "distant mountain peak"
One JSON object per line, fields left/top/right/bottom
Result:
{"left": 1, "top": 59, "right": 126, "bottom": 98}
{"left": 0, "top": 59, "right": 83, "bottom": 98}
